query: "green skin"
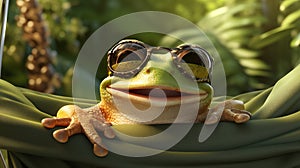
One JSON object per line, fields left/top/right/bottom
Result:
{"left": 99, "top": 51, "right": 213, "bottom": 124}
{"left": 41, "top": 44, "right": 251, "bottom": 157}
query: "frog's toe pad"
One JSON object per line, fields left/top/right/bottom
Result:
{"left": 91, "top": 119, "right": 115, "bottom": 139}
{"left": 233, "top": 113, "right": 250, "bottom": 123}
{"left": 222, "top": 109, "right": 251, "bottom": 123}
{"left": 93, "top": 144, "right": 108, "bottom": 157}
{"left": 53, "top": 129, "right": 69, "bottom": 143}
{"left": 41, "top": 118, "right": 57, "bottom": 128}
{"left": 41, "top": 118, "right": 72, "bottom": 128}
{"left": 231, "top": 109, "right": 251, "bottom": 123}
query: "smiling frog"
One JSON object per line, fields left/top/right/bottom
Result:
{"left": 41, "top": 39, "right": 251, "bottom": 157}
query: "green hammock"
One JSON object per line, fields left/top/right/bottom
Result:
{"left": 1, "top": 65, "right": 300, "bottom": 168}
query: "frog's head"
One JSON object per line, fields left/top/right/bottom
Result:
{"left": 100, "top": 39, "right": 214, "bottom": 124}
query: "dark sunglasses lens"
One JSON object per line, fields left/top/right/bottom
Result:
{"left": 176, "top": 46, "right": 213, "bottom": 81}
{"left": 109, "top": 42, "right": 147, "bottom": 73}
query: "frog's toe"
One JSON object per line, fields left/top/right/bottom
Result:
{"left": 53, "top": 118, "right": 83, "bottom": 143}
{"left": 222, "top": 109, "right": 251, "bottom": 123}
{"left": 41, "top": 118, "right": 71, "bottom": 128}
{"left": 53, "top": 129, "right": 70, "bottom": 143}
{"left": 232, "top": 109, "right": 251, "bottom": 123}
{"left": 104, "top": 126, "right": 115, "bottom": 139}
{"left": 93, "top": 143, "right": 109, "bottom": 157}
{"left": 90, "top": 118, "right": 115, "bottom": 139}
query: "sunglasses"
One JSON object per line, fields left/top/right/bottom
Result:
{"left": 107, "top": 39, "right": 213, "bottom": 83}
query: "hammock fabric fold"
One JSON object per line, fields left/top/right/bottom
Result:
{"left": 1, "top": 65, "right": 300, "bottom": 168}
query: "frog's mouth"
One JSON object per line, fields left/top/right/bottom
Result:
{"left": 106, "top": 86, "right": 208, "bottom": 106}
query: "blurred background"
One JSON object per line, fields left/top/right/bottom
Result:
{"left": 1, "top": 0, "right": 300, "bottom": 96}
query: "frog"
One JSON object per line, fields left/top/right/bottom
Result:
{"left": 41, "top": 39, "right": 251, "bottom": 157}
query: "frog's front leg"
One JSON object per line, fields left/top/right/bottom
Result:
{"left": 198, "top": 100, "right": 252, "bottom": 124}
{"left": 41, "top": 105, "right": 115, "bottom": 157}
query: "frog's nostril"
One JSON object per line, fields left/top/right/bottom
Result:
{"left": 145, "top": 68, "right": 151, "bottom": 74}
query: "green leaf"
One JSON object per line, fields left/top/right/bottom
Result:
{"left": 249, "top": 26, "right": 295, "bottom": 49}
{"left": 280, "top": 0, "right": 300, "bottom": 12}
{"left": 249, "top": 80, "right": 270, "bottom": 89}
{"left": 245, "top": 69, "right": 272, "bottom": 77}
{"left": 219, "top": 29, "right": 257, "bottom": 41}
{"left": 205, "top": 2, "right": 258, "bottom": 18}
{"left": 239, "top": 58, "right": 270, "bottom": 70}
{"left": 199, "top": 2, "right": 260, "bottom": 28}
{"left": 160, "top": 29, "right": 200, "bottom": 46}
{"left": 281, "top": 10, "right": 300, "bottom": 26}
{"left": 231, "top": 48, "right": 260, "bottom": 58}
{"left": 291, "top": 33, "right": 300, "bottom": 47}
{"left": 204, "top": 6, "right": 228, "bottom": 18}
{"left": 216, "top": 16, "right": 265, "bottom": 32}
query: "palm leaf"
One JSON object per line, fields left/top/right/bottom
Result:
{"left": 249, "top": 25, "right": 295, "bottom": 49}
{"left": 215, "top": 16, "right": 265, "bottom": 33}
{"left": 161, "top": 2, "right": 270, "bottom": 95}
{"left": 281, "top": 10, "right": 300, "bottom": 26}
{"left": 254, "top": 0, "right": 300, "bottom": 49}
{"left": 280, "top": 0, "right": 300, "bottom": 11}
{"left": 291, "top": 33, "right": 300, "bottom": 47}
{"left": 161, "top": 1, "right": 300, "bottom": 95}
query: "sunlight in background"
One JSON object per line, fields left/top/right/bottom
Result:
{"left": 1, "top": 0, "right": 299, "bottom": 96}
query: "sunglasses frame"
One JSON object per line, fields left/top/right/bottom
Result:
{"left": 107, "top": 40, "right": 213, "bottom": 83}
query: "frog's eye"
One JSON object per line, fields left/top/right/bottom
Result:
{"left": 108, "top": 40, "right": 148, "bottom": 78}
{"left": 173, "top": 45, "right": 213, "bottom": 82}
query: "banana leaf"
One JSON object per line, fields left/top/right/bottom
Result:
{"left": 1, "top": 65, "right": 300, "bottom": 168}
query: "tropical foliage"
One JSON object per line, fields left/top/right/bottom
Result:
{"left": 2, "top": 0, "right": 299, "bottom": 96}
{"left": 161, "top": 0, "right": 300, "bottom": 95}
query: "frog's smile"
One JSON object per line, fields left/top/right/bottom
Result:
{"left": 106, "top": 86, "right": 208, "bottom": 106}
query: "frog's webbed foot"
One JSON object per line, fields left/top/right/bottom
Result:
{"left": 41, "top": 105, "right": 81, "bottom": 143}
{"left": 41, "top": 105, "right": 115, "bottom": 157}
{"left": 203, "top": 100, "right": 252, "bottom": 124}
